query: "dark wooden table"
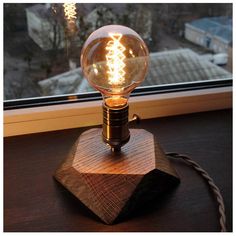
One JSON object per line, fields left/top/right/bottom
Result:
{"left": 4, "top": 109, "right": 232, "bottom": 232}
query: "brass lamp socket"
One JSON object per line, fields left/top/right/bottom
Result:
{"left": 102, "top": 103, "right": 130, "bottom": 152}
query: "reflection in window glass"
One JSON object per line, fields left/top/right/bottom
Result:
{"left": 4, "top": 3, "right": 232, "bottom": 100}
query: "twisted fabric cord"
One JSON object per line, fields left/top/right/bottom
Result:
{"left": 166, "top": 152, "right": 226, "bottom": 232}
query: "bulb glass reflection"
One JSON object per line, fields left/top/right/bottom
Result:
{"left": 81, "top": 25, "right": 149, "bottom": 108}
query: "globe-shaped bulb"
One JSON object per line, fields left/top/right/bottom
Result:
{"left": 81, "top": 25, "right": 149, "bottom": 108}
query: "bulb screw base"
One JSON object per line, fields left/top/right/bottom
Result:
{"left": 102, "top": 103, "right": 130, "bottom": 152}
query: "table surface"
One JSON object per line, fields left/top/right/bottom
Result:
{"left": 4, "top": 109, "right": 232, "bottom": 232}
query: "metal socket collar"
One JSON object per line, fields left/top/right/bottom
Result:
{"left": 102, "top": 103, "right": 130, "bottom": 152}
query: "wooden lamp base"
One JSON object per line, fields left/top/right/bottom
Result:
{"left": 54, "top": 128, "right": 180, "bottom": 224}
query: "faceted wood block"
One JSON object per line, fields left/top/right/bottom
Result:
{"left": 54, "top": 128, "right": 180, "bottom": 224}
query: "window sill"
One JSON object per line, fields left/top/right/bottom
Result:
{"left": 4, "top": 86, "right": 232, "bottom": 137}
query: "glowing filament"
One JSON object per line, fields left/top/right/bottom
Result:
{"left": 63, "top": 3, "right": 77, "bottom": 23}
{"left": 106, "top": 33, "right": 126, "bottom": 85}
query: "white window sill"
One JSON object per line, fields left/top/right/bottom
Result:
{"left": 4, "top": 86, "right": 232, "bottom": 137}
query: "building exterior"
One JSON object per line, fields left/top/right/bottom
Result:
{"left": 125, "top": 6, "right": 152, "bottom": 42}
{"left": 38, "top": 48, "right": 232, "bottom": 96}
{"left": 26, "top": 4, "right": 65, "bottom": 50}
{"left": 185, "top": 16, "right": 232, "bottom": 53}
{"left": 84, "top": 5, "right": 118, "bottom": 33}
{"left": 84, "top": 5, "right": 152, "bottom": 43}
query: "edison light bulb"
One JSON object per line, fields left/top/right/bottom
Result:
{"left": 81, "top": 25, "right": 149, "bottom": 152}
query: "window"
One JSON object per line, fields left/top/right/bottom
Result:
{"left": 4, "top": 3, "right": 232, "bottom": 109}
{"left": 4, "top": 3, "right": 232, "bottom": 137}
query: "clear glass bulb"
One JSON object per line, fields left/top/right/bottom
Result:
{"left": 81, "top": 25, "right": 149, "bottom": 108}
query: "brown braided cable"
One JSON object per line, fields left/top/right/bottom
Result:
{"left": 166, "top": 152, "right": 227, "bottom": 232}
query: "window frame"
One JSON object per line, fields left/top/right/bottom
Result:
{"left": 4, "top": 78, "right": 232, "bottom": 110}
{"left": 4, "top": 79, "right": 232, "bottom": 137}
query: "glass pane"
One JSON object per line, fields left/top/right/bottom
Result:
{"left": 4, "top": 3, "right": 232, "bottom": 101}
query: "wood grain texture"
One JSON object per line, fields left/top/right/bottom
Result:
{"left": 4, "top": 110, "right": 232, "bottom": 232}
{"left": 55, "top": 129, "right": 179, "bottom": 224}
{"left": 72, "top": 129, "right": 156, "bottom": 174}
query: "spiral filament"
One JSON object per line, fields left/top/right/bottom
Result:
{"left": 63, "top": 3, "right": 77, "bottom": 23}
{"left": 106, "top": 33, "right": 126, "bottom": 85}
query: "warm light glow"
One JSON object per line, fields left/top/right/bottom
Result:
{"left": 81, "top": 25, "right": 149, "bottom": 101}
{"left": 105, "top": 96, "right": 128, "bottom": 108}
{"left": 63, "top": 3, "right": 77, "bottom": 23}
{"left": 106, "top": 33, "right": 126, "bottom": 86}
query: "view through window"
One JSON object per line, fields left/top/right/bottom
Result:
{"left": 4, "top": 3, "right": 232, "bottom": 103}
